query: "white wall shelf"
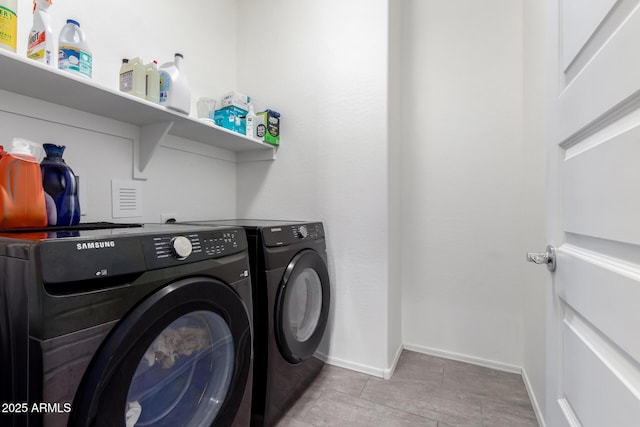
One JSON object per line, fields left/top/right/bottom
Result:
{"left": 0, "top": 50, "right": 276, "bottom": 175}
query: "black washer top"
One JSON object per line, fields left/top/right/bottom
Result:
{"left": 188, "top": 219, "right": 311, "bottom": 230}
{"left": 0, "top": 223, "right": 235, "bottom": 242}
{"left": 0, "top": 222, "right": 142, "bottom": 234}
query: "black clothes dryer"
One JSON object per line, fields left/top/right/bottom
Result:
{"left": 0, "top": 223, "right": 253, "bottom": 427}
{"left": 184, "top": 220, "right": 331, "bottom": 427}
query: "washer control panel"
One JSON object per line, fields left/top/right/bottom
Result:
{"left": 143, "top": 227, "right": 246, "bottom": 268}
{"left": 35, "top": 226, "right": 247, "bottom": 284}
{"left": 201, "top": 230, "right": 241, "bottom": 257}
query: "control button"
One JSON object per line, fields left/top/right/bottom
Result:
{"left": 171, "top": 236, "right": 193, "bottom": 260}
{"left": 297, "top": 225, "right": 308, "bottom": 239}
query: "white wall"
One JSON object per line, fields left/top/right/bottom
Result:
{"left": 236, "top": 0, "right": 394, "bottom": 375}
{"left": 5, "top": 0, "right": 240, "bottom": 223}
{"left": 400, "top": 0, "right": 527, "bottom": 369}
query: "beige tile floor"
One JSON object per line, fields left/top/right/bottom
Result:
{"left": 275, "top": 350, "right": 539, "bottom": 427}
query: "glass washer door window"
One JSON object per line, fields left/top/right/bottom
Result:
{"left": 285, "top": 268, "right": 323, "bottom": 343}
{"left": 125, "top": 310, "right": 234, "bottom": 427}
{"left": 276, "top": 249, "right": 331, "bottom": 364}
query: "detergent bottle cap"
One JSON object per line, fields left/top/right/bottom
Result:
{"left": 174, "top": 53, "right": 184, "bottom": 69}
{"left": 10, "top": 138, "right": 45, "bottom": 161}
{"left": 11, "top": 138, "right": 34, "bottom": 156}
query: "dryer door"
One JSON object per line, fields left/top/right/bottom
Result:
{"left": 275, "top": 249, "right": 330, "bottom": 364}
{"left": 69, "top": 277, "right": 251, "bottom": 427}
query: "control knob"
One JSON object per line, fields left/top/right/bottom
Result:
{"left": 296, "top": 225, "right": 308, "bottom": 239}
{"left": 171, "top": 236, "right": 193, "bottom": 259}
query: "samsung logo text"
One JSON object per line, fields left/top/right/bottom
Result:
{"left": 76, "top": 241, "right": 116, "bottom": 251}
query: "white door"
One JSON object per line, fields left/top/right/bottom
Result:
{"left": 544, "top": 0, "right": 640, "bottom": 425}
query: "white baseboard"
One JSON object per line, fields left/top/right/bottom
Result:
{"left": 383, "top": 344, "right": 403, "bottom": 379}
{"left": 402, "top": 343, "right": 522, "bottom": 374}
{"left": 316, "top": 343, "right": 404, "bottom": 380}
{"left": 317, "top": 342, "right": 522, "bottom": 379}
{"left": 522, "top": 367, "right": 546, "bottom": 427}
{"left": 315, "top": 351, "right": 386, "bottom": 378}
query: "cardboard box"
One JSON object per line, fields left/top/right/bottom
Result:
{"left": 213, "top": 105, "right": 247, "bottom": 134}
{"left": 257, "top": 109, "right": 280, "bottom": 146}
{"left": 219, "top": 91, "right": 251, "bottom": 111}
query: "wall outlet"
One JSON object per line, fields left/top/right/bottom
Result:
{"left": 161, "top": 213, "right": 178, "bottom": 223}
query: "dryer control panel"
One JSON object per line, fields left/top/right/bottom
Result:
{"left": 262, "top": 222, "right": 324, "bottom": 247}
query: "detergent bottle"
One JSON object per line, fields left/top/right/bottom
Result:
{"left": 0, "top": 138, "right": 47, "bottom": 228}
{"left": 159, "top": 53, "right": 191, "bottom": 114}
{"left": 145, "top": 60, "right": 160, "bottom": 103}
{"left": 40, "top": 143, "right": 80, "bottom": 226}
{"left": 0, "top": 0, "right": 17, "bottom": 52}
{"left": 27, "top": 0, "right": 54, "bottom": 65}
{"left": 245, "top": 103, "right": 256, "bottom": 138}
{"left": 58, "top": 19, "right": 92, "bottom": 78}
{"left": 119, "top": 57, "right": 145, "bottom": 98}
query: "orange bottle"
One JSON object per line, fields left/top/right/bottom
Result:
{"left": 0, "top": 139, "right": 47, "bottom": 228}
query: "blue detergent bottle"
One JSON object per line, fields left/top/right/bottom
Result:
{"left": 40, "top": 143, "right": 80, "bottom": 226}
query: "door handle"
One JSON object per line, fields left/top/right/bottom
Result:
{"left": 527, "top": 245, "right": 556, "bottom": 272}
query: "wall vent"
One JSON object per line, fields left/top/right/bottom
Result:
{"left": 112, "top": 179, "right": 143, "bottom": 218}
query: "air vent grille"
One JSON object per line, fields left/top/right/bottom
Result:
{"left": 112, "top": 179, "right": 143, "bottom": 218}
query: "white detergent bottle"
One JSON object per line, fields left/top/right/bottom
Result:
{"left": 159, "top": 53, "right": 191, "bottom": 114}
{"left": 58, "top": 19, "right": 92, "bottom": 78}
{"left": 27, "top": 0, "right": 54, "bottom": 65}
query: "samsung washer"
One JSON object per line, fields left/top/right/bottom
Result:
{"left": 0, "top": 223, "right": 253, "bottom": 427}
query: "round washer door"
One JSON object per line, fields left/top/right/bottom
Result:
{"left": 275, "top": 249, "right": 330, "bottom": 364}
{"left": 69, "top": 277, "right": 251, "bottom": 427}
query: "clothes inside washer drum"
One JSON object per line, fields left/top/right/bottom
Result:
{"left": 124, "top": 311, "right": 235, "bottom": 427}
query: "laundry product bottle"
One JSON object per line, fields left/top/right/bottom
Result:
{"left": 145, "top": 60, "right": 160, "bottom": 103}
{"left": 40, "top": 143, "right": 80, "bottom": 226}
{"left": 119, "top": 57, "right": 145, "bottom": 98}
{"left": 159, "top": 53, "right": 191, "bottom": 114}
{"left": 58, "top": 19, "right": 92, "bottom": 78}
{"left": 27, "top": 0, "right": 54, "bottom": 65}
{"left": 0, "top": 0, "right": 17, "bottom": 52}
{"left": 245, "top": 103, "right": 256, "bottom": 138}
{"left": 0, "top": 138, "right": 47, "bottom": 228}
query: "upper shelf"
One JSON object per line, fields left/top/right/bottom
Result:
{"left": 0, "top": 49, "right": 276, "bottom": 158}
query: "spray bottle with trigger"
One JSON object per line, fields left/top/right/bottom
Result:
{"left": 27, "top": 0, "right": 54, "bottom": 66}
